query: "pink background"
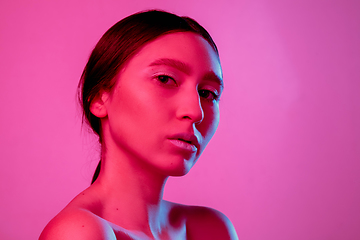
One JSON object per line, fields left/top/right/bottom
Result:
{"left": 1, "top": 0, "right": 359, "bottom": 239}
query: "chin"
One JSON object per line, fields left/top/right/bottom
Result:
{"left": 156, "top": 158, "right": 195, "bottom": 177}
{"left": 169, "top": 168, "right": 191, "bottom": 177}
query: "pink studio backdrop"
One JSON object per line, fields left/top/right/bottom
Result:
{"left": 1, "top": 0, "right": 359, "bottom": 239}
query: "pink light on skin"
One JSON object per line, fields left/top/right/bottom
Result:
{"left": 0, "top": 0, "right": 359, "bottom": 239}
{"left": 39, "top": 32, "right": 238, "bottom": 239}
{"left": 94, "top": 32, "right": 223, "bottom": 177}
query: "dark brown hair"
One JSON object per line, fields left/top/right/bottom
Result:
{"left": 78, "top": 10, "right": 219, "bottom": 184}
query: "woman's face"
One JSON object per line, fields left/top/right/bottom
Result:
{"left": 101, "top": 32, "right": 223, "bottom": 176}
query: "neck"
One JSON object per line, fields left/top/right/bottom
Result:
{"left": 92, "top": 142, "right": 169, "bottom": 237}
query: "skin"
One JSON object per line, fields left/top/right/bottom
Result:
{"left": 40, "top": 32, "right": 238, "bottom": 240}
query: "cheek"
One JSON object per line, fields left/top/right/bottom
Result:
{"left": 110, "top": 82, "right": 170, "bottom": 136}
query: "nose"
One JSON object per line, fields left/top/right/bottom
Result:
{"left": 176, "top": 89, "right": 204, "bottom": 124}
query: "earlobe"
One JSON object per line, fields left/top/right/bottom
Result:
{"left": 89, "top": 92, "right": 109, "bottom": 118}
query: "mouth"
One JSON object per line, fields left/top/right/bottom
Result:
{"left": 181, "top": 139, "right": 192, "bottom": 144}
{"left": 168, "top": 139, "right": 197, "bottom": 152}
{"left": 168, "top": 133, "right": 200, "bottom": 152}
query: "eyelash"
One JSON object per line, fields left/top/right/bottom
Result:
{"left": 156, "top": 74, "right": 177, "bottom": 86}
{"left": 155, "top": 74, "right": 220, "bottom": 102}
{"left": 199, "top": 89, "right": 219, "bottom": 101}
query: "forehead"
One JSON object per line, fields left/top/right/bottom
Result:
{"left": 126, "top": 32, "right": 222, "bottom": 79}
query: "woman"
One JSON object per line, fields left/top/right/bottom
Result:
{"left": 40, "top": 10, "right": 238, "bottom": 240}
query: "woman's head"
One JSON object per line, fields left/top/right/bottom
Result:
{"left": 79, "top": 10, "right": 219, "bottom": 138}
{"left": 78, "top": 10, "right": 222, "bottom": 183}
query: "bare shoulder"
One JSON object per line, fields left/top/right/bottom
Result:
{"left": 184, "top": 205, "right": 239, "bottom": 240}
{"left": 39, "top": 207, "right": 116, "bottom": 240}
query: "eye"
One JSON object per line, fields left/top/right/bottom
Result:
{"left": 198, "top": 89, "right": 219, "bottom": 101}
{"left": 156, "top": 75, "right": 177, "bottom": 86}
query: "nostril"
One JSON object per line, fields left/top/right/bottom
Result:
{"left": 176, "top": 93, "right": 204, "bottom": 123}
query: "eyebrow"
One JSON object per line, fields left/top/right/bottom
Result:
{"left": 149, "top": 58, "right": 224, "bottom": 88}
{"left": 203, "top": 71, "right": 224, "bottom": 90}
{"left": 149, "top": 58, "right": 192, "bottom": 75}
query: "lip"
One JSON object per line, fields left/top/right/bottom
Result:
{"left": 167, "top": 133, "right": 200, "bottom": 152}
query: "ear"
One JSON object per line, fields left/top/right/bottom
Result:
{"left": 89, "top": 92, "right": 110, "bottom": 118}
